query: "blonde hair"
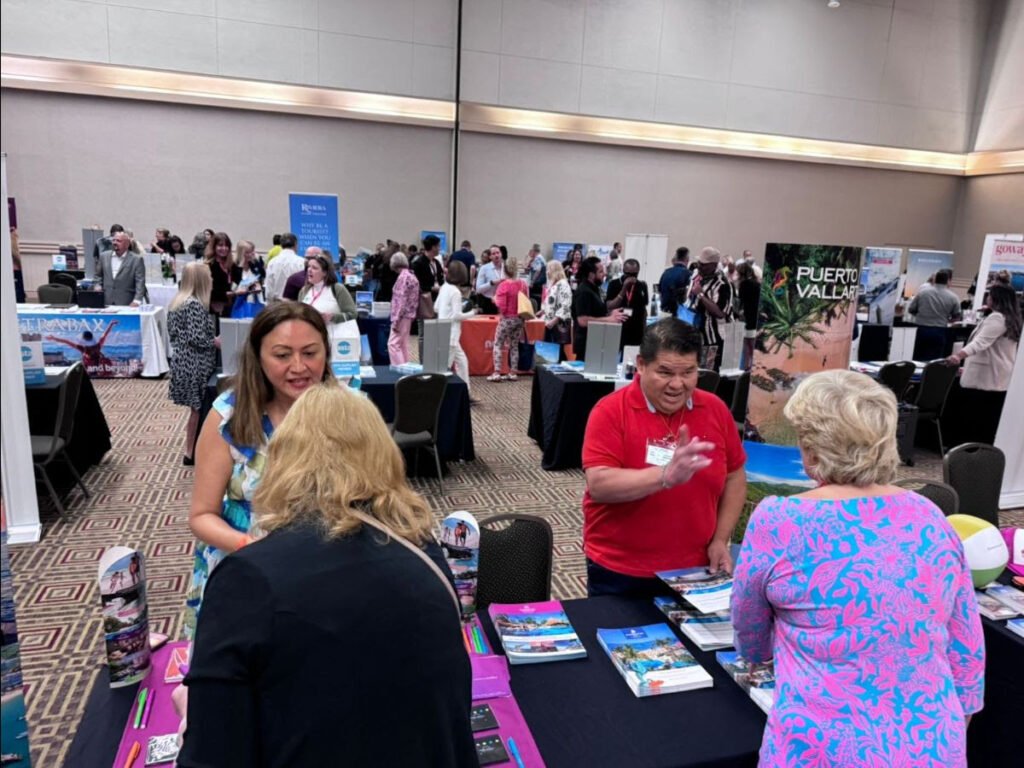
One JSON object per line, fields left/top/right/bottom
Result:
{"left": 503, "top": 256, "right": 519, "bottom": 279}
{"left": 234, "top": 240, "right": 255, "bottom": 267}
{"left": 253, "top": 385, "right": 435, "bottom": 543}
{"left": 546, "top": 260, "right": 566, "bottom": 284}
{"left": 169, "top": 262, "right": 212, "bottom": 311}
{"left": 784, "top": 370, "right": 899, "bottom": 486}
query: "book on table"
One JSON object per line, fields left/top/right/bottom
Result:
{"left": 976, "top": 591, "right": 1020, "bottom": 620}
{"left": 596, "top": 623, "right": 713, "bottom": 697}
{"left": 716, "top": 651, "right": 776, "bottom": 714}
{"left": 487, "top": 600, "right": 587, "bottom": 664}
{"left": 985, "top": 585, "right": 1024, "bottom": 615}
{"left": 654, "top": 596, "right": 734, "bottom": 651}
{"left": 1008, "top": 618, "right": 1024, "bottom": 639}
{"left": 655, "top": 567, "right": 733, "bottom": 614}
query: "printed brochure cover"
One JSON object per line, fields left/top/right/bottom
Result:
{"left": 488, "top": 600, "right": 586, "bottom": 664}
{"left": 654, "top": 596, "right": 734, "bottom": 651}
{"left": 655, "top": 567, "right": 733, "bottom": 614}
{"left": 597, "top": 624, "right": 712, "bottom": 697}
{"left": 716, "top": 651, "right": 776, "bottom": 714}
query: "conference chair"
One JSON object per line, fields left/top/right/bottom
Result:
{"left": 476, "top": 514, "right": 554, "bottom": 610}
{"left": 49, "top": 271, "right": 79, "bottom": 301}
{"left": 894, "top": 477, "right": 959, "bottom": 517}
{"left": 697, "top": 369, "right": 721, "bottom": 395}
{"left": 37, "top": 283, "right": 74, "bottom": 304}
{"left": 909, "top": 361, "right": 957, "bottom": 455}
{"left": 943, "top": 443, "right": 1004, "bottom": 527}
{"left": 390, "top": 373, "right": 448, "bottom": 494}
{"left": 730, "top": 370, "right": 750, "bottom": 433}
{"left": 31, "top": 363, "right": 90, "bottom": 520}
{"left": 877, "top": 361, "right": 916, "bottom": 401}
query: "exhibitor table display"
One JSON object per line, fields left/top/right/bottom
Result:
{"left": 527, "top": 365, "right": 615, "bottom": 470}
{"left": 462, "top": 316, "right": 546, "bottom": 376}
{"left": 16, "top": 304, "right": 170, "bottom": 378}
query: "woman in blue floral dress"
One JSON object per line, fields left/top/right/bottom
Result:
{"left": 183, "top": 302, "right": 334, "bottom": 638}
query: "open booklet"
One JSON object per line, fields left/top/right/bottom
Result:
{"left": 655, "top": 567, "right": 733, "bottom": 614}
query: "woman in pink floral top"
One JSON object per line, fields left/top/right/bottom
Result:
{"left": 387, "top": 251, "right": 420, "bottom": 365}
{"left": 732, "top": 370, "right": 984, "bottom": 768}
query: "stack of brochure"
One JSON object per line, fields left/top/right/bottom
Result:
{"left": 654, "top": 597, "right": 734, "bottom": 651}
{"left": 597, "top": 624, "right": 713, "bottom": 697}
{"left": 1008, "top": 618, "right": 1024, "bottom": 639}
{"left": 656, "top": 568, "right": 733, "bottom": 613}
{"left": 487, "top": 600, "right": 587, "bottom": 665}
{"left": 984, "top": 585, "right": 1024, "bottom": 616}
{"left": 716, "top": 651, "right": 776, "bottom": 714}
{"left": 976, "top": 591, "right": 1020, "bottom": 620}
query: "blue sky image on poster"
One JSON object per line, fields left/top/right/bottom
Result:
{"left": 17, "top": 312, "right": 143, "bottom": 377}
{"left": 288, "top": 193, "right": 339, "bottom": 254}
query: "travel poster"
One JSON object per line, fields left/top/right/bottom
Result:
{"left": 98, "top": 547, "right": 151, "bottom": 688}
{"left": 440, "top": 512, "right": 480, "bottom": 619}
{"left": 903, "top": 249, "right": 953, "bottom": 299}
{"left": 738, "top": 441, "right": 814, "bottom": 540}
{"left": 552, "top": 242, "right": 583, "bottom": 262}
{"left": 746, "top": 243, "right": 862, "bottom": 445}
{"left": 288, "top": 192, "right": 339, "bottom": 254}
{"left": 986, "top": 239, "right": 1024, "bottom": 292}
{"left": 420, "top": 230, "right": 448, "bottom": 256}
{"left": 17, "top": 311, "right": 143, "bottom": 377}
{"left": 1, "top": 504, "right": 32, "bottom": 766}
{"left": 858, "top": 247, "right": 902, "bottom": 325}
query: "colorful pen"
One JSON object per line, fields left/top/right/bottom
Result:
{"left": 133, "top": 688, "right": 148, "bottom": 729}
{"left": 507, "top": 737, "right": 526, "bottom": 768}
{"left": 140, "top": 686, "right": 154, "bottom": 728}
{"left": 123, "top": 740, "right": 141, "bottom": 768}
{"left": 472, "top": 626, "right": 485, "bottom": 654}
{"left": 462, "top": 625, "right": 473, "bottom": 654}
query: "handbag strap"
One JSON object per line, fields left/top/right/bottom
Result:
{"left": 350, "top": 509, "right": 461, "bottom": 618}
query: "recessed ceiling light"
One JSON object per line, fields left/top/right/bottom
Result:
{"left": 828, "top": 0, "right": 841, "bottom": 8}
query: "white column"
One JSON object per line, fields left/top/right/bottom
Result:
{"left": 996, "top": 345, "right": 1024, "bottom": 509}
{"left": 0, "top": 154, "right": 42, "bottom": 543}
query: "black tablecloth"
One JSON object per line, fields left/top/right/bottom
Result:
{"left": 357, "top": 315, "right": 391, "bottom": 366}
{"left": 480, "top": 595, "right": 765, "bottom": 768}
{"left": 66, "top": 592, "right": 1023, "bottom": 768}
{"left": 25, "top": 372, "right": 111, "bottom": 493}
{"left": 527, "top": 366, "right": 614, "bottom": 471}
{"left": 199, "top": 367, "right": 474, "bottom": 471}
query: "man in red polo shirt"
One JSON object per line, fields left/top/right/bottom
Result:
{"left": 582, "top": 318, "right": 747, "bottom": 596}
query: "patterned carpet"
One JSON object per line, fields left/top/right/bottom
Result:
{"left": 7, "top": 375, "right": 1022, "bottom": 766}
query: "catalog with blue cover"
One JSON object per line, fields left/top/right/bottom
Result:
{"left": 596, "top": 623, "right": 712, "bottom": 697}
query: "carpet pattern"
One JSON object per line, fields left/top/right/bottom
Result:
{"left": 7, "top": 375, "right": 1022, "bottom": 766}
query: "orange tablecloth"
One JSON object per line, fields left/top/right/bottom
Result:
{"left": 461, "top": 316, "right": 546, "bottom": 376}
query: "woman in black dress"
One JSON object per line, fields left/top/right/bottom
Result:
{"left": 204, "top": 232, "right": 240, "bottom": 318}
{"left": 167, "top": 262, "right": 218, "bottom": 465}
{"left": 178, "top": 385, "right": 476, "bottom": 768}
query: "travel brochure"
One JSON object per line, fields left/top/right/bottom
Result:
{"left": 653, "top": 596, "right": 734, "bottom": 651}
{"left": 440, "top": 512, "right": 480, "bottom": 620}
{"left": 716, "top": 651, "right": 776, "bottom": 715}
{"left": 98, "top": 547, "right": 151, "bottom": 688}
{"left": 487, "top": 600, "right": 586, "bottom": 665}
{"left": 655, "top": 567, "right": 733, "bottom": 614}
{"left": 976, "top": 591, "right": 1019, "bottom": 621}
{"left": 597, "top": 623, "right": 713, "bottom": 698}
{"left": 1008, "top": 618, "right": 1024, "bottom": 639}
{"left": 985, "top": 585, "right": 1024, "bottom": 616}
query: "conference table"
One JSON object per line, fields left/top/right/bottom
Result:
{"left": 69, "top": 591, "right": 1020, "bottom": 767}
{"left": 16, "top": 304, "right": 170, "bottom": 378}
{"left": 527, "top": 365, "right": 615, "bottom": 470}
{"left": 461, "top": 316, "right": 546, "bottom": 376}
{"left": 199, "top": 366, "right": 474, "bottom": 470}
{"left": 24, "top": 366, "right": 112, "bottom": 493}
{"left": 357, "top": 315, "right": 392, "bottom": 366}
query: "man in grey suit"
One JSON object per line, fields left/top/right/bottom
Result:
{"left": 97, "top": 231, "right": 146, "bottom": 306}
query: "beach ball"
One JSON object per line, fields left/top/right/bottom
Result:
{"left": 948, "top": 515, "right": 1009, "bottom": 588}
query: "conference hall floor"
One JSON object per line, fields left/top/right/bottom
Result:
{"left": 8, "top": 375, "right": 1022, "bottom": 765}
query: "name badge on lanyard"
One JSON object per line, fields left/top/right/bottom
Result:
{"left": 645, "top": 438, "right": 675, "bottom": 467}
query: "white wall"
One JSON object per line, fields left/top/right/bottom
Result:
{"left": 461, "top": 0, "right": 992, "bottom": 153}
{"left": 971, "top": 0, "right": 1024, "bottom": 151}
{"left": 0, "top": 89, "right": 453, "bottom": 250}
{"left": 0, "top": 0, "right": 458, "bottom": 100}
{"left": 456, "top": 131, "right": 963, "bottom": 263}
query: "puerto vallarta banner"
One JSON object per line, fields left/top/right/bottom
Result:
{"left": 17, "top": 311, "right": 143, "bottom": 377}
{"left": 903, "top": 249, "right": 953, "bottom": 299}
{"left": 288, "top": 192, "right": 339, "bottom": 254}
{"left": 858, "top": 247, "right": 902, "bottom": 325}
{"left": 746, "top": 243, "right": 862, "bottom": 445}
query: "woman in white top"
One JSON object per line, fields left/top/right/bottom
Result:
{"left": 542, "top": 260, "right": 573, "bottom": 358}
{"left": 436, "top": 261, "right": 478, "bottom": 396}
{"left": 945, "top": 283, "right": 1021, "bottom": 444}
{"left": 298, "top": 253, "right": 357, "bottom": 324}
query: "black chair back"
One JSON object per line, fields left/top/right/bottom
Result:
{"left": 895, "top": 477, "right": 960, "bottom": 517}
{"left": 877, "top": 361, "right": 915, "bottom": 400}
{"left": 39, "top": 363, "right": 86, "bottom": 461}
{"left": 730, "top": 370, "right": 750, "bottom": 424}
{"left": 913, "top": 362, "right": 956, "bottom": 415}
{"left": 697, "top": 369, "right": 720, "bottom": 394}
{"left": 393, "top": 373, "right": 447, "bottom": 437}
{"left": 37, "top": 283, "right": 74, "bottom": 304}
{"left": 943, "top": 443, "right": 1004, "bottom": 526}
{"left": 476, "top": 514, "right": 554, "bottom": 609}
{"left": 50, "top": 271, "right": 79, "bottom": 297}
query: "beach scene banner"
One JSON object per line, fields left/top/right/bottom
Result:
{"left": 858, "top": 247, "right": 902, "bottom": 325}
{"left": 746, "top": 243, "right": 862, "bottom": 445}
{"left": 902, "top": 249, "right": 953, "bottom": 299}
{"left": 17, "top": 311, "right": 143, "bottom": 377}
{"left": 737, "top": 441, "right": 815, "bottom": 540}
{"left": 98, "top": 547, "right": 150, "bottom": 688}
